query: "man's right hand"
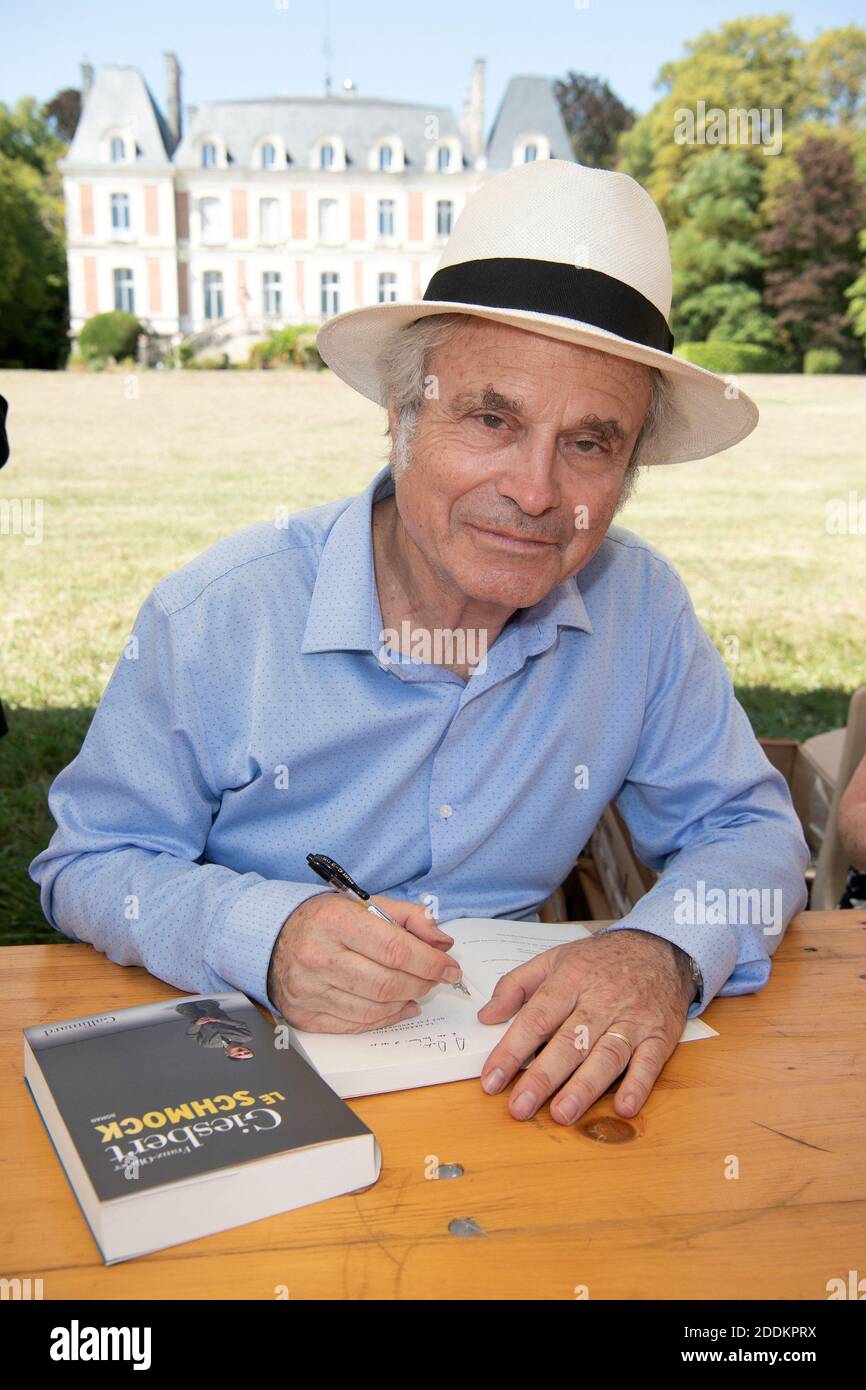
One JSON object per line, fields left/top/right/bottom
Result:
{"left": 266, "top": 891, "right": 463, "bottom": 1032}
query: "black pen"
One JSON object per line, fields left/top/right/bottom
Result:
{"left": 306, "top": 853, "right": 470, "bottom": 997}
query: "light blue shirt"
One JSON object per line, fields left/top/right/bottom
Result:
{"left": 30, "top": 464, "right": 809, "bottom": 1019}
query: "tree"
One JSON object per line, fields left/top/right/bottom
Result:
{"left": 668, "top": 151, "right": 777, "bottom": 347}
{"left": 554, "top": 73, "right": 634, "bottom": 170}
{"left": 845, "top": 229, "right": 866, "bottom": 362}
{"left": 804, "top": 25, "right": 866, "bottom": 128}
{"left": 0, "top": 95, "right": 66, "bottom": 173}
{"left": 761, "top": 135, "right": 865, "bottom": 363}
{"left": 0, "top": 98, "right": 69, "bottom": 368}
{"left": 43, "top": 88, "right": 81, "bottom": 141}
{"left": 618, "top": 17, "right": 808, "bottom": 218}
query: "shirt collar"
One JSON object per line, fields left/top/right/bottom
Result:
{"left": 301, "top": 464, "right": 593, "bottom": 657}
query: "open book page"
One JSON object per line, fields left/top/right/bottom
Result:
{"left": 288, "top": 918, "right": 716, "bottom": 1096}
{"left": 289, "top": 965, "right": 498, "bottom": 1084}
{"left": 449, "top": 918, "right": 594, "bottom": 996}
{"left": 287, "top": 920, "right": 580, "bottom": 1085}
{"left": 447, "top": 918, "right": 717, "bottom": 1042}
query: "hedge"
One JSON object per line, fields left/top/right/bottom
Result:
{"left": 673, "top": 341, "right": 783, "bottom": 374}
{"left": 803, "top": 348, "right": 842, "bottom": 374}
{"left": 78, "top": 311, "right": 143, "bottom": 363}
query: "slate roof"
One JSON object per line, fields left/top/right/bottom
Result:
{"left": 173, "top": 93, "right": 463, "bottom": 170}
{"left": 62, "top": 66, "right": 574, "bottom": 173}
{"left": 64, "top": 65, "right": 173, "bottom": 167}
{"left": 485, "top": 75, "right": 574, "bottom": 169}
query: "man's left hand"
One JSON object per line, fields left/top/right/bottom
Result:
{"left": 477, "top": 929, "right": 695, "bottom": 1124}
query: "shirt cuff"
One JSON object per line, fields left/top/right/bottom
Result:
{"left": 206, "top": 878, "right": 333, "bottom": 1014}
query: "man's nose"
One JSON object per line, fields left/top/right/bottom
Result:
{"left": 495, "top": 431, "right": 561, "bottom": 517}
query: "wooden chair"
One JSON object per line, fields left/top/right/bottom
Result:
{"left": 810, "top": 686, "right": 866, "bottom": 909}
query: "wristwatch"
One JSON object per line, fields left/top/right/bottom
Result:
{"left": 685, "top": 952, "right": 703, "bottom": 1002}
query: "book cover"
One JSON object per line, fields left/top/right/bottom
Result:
{"left": 24, "top": 992, "right": 372, "bottom": 1203}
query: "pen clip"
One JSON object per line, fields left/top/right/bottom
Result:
{"left": 307, "top": 853, "right": 370, "bottom": 900}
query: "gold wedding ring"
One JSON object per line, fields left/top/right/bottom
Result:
{"left": 602, "top": 1029, "right": 633, "bottom": 1054}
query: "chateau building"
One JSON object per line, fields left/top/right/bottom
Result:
{"left": 61, "top": 54, "right": 574, "bottom": 356}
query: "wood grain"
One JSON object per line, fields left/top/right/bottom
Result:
{"left": 1, "top": 910, "right": 864, "bottom": 1300}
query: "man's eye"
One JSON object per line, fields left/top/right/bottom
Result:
{"left": 477, "top": 413, "right": 505, "bottom": 429}
{"left": 572, "top": 438, "right": 605, "bottom": 454}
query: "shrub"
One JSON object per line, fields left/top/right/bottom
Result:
{"left": 803, "top": 347, "right": 842, "bottom": 374}
{"left": 247, "top": 340, "right": 272, "bottom": 370}
{"left": 294, "top": 331, "right": 323, "bottom": 369}
{"left": 247, "top": 324, "right": 320, "bottom": 369}
{"left": 674, "top": 341, "right": 784, "bottom": 373}
{"left": 78, "top": 311, "right": 143, "bottom": 363}
{"left": 184, "top": 352, "right": 232, "bottom": 370}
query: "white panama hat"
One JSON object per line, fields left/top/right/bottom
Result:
{"left": 316, "top": 158, "right": 759, "bottom": 466}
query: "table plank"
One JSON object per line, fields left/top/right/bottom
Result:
{"left": 1, "top": 910, "right": 864, "bottom": 1299}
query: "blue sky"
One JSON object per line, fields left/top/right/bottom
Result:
{"left": 2, "top": 0, "right": 860, "bottom": 123}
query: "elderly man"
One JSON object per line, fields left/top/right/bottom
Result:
{"left": 30, "top": 159, "right": 808, "bottom": 1128}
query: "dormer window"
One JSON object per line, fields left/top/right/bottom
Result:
{"left": 261, "top": 142, "right": 277, "bottom": 170}
{"left": 426, "top": 137, "right": 461, "bottom": 174}
{"left": 110, "top": 136, "right": 126, "bottom": 163}
{"left": 514, "top": 134, "right": 550, "bottom": 166}
{"left": 202, "top": 142, "right": 218, "bottom": 168}
{"left": 311, "top": 136, "right": 346, "bottom": 172}
{"left": 370, "top": 137, "right": 404, "bottom": 173}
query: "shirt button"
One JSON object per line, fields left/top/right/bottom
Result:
{"left": 438, "top": 804, "right": 453, "bottom": 819}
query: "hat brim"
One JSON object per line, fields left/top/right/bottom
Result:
{"left": 316, "top": 300, "right": 759, "bottom": 466}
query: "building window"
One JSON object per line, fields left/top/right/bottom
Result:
{"left": 436, "top": 200, "right": 453, "bottom": 237}
{"left": 201, "top": 142, "right": 218, "bottom": 168}
{"left": 110, "top": 136, "right": 126, "bottom": 163}
{"left": 319, "top": 142, "right": 335, "bottom": 171}
{"left": 110, "top": 193, "right": 131, "bottom": 231}
{"left": 199, "top": 197, "right": 222, "bottom": 243}
{"left": 523, "top": 143, "right": 538, "bottom": 162}
{"left": 318, "top": 198, "right": 339, "bottom": 243}
{"left": 203, "top": 271, "right": 224, "bottom": 321}
{"left": 259, "top": 197, "right": 280, "bottom": 242}
{"left": 263, "top": 271, "right": 282, "bottom": 318}
{"left": 377, "top": 272, "right": 398, "bottom": 304}
{"left": 437, "top": 145, "right": 451, "bottom": 172}
{"left": 320, "top": 271, "right": 339, "bottom": 318}
{"left": 377, "top": 199, "right": 395, "bottom": 237}
{"left": 113, "top": 268, "right": 134, "bottom": 313}
{"left": 378, "top": 144, "right": 393, "bottom": 171}
{"left": 261, "top": 142, "right": 277, "bottom": 170}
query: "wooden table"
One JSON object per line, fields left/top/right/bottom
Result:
{"left": 1, "top": 910, "right": 864, "bottom": 1300}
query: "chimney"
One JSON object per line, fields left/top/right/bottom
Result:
{"left": 461, "top": 58, "right": 486, "bottom": 164}
{"left": 164, "top": 51, "right": 182, "bottom": 149}
{"left": 80, "top": 60, "right": 94, "bottom": 99}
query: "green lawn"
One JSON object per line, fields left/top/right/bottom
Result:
{"left": 2, "top": 368, "right": 864, "bottom": 944}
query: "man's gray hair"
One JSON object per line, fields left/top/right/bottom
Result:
{"left": 379, "top": 312, "right": 672, "bottom": 512}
